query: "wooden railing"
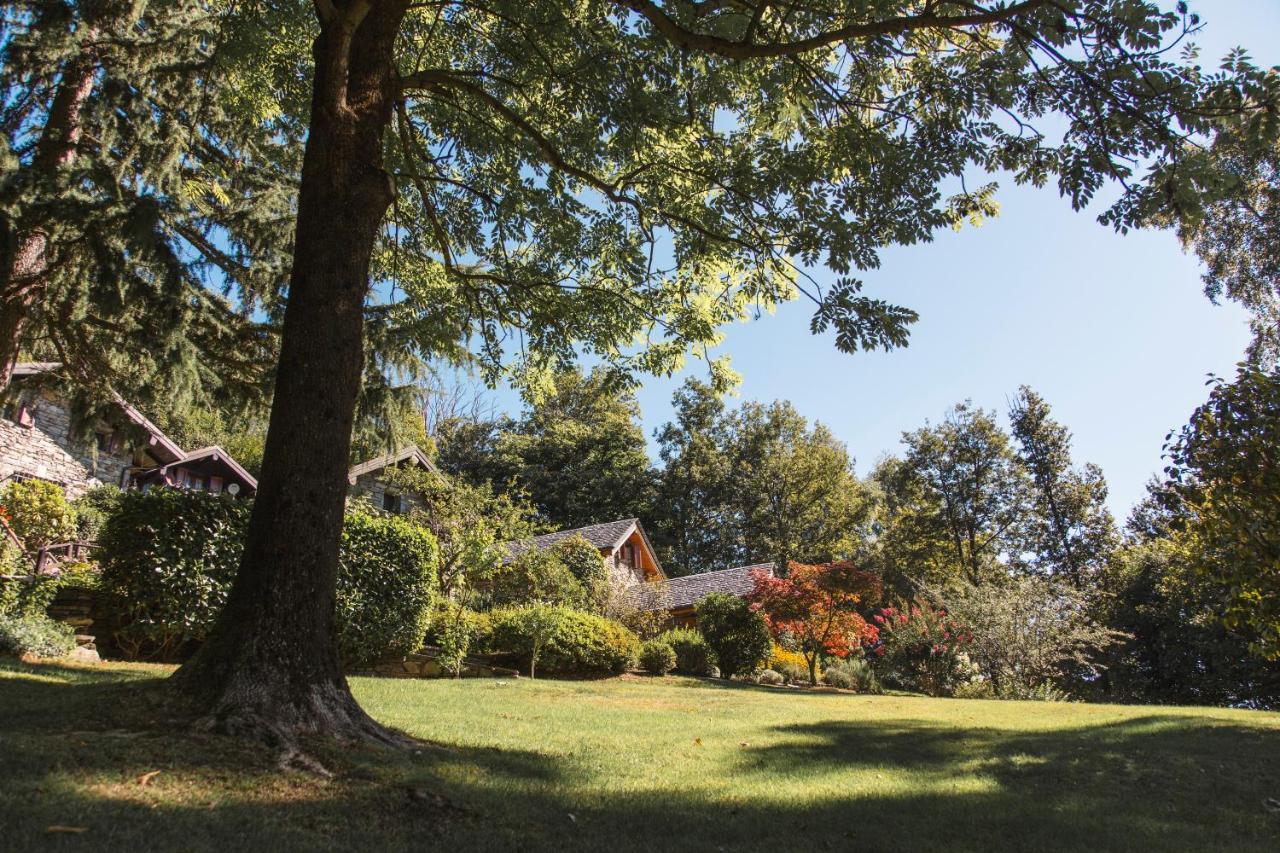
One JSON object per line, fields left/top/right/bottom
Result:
{"left": 33, "top": 541, "right": 95, "bottom": 575}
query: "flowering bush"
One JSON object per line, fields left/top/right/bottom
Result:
{"left": 866, "top": 599, "right": 971, "bottom": 696}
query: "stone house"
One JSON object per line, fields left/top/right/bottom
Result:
{"left": 0, "top": 363, "right": 257, "bottom": 499}
{"left": 347, "top": 445, "right": 439, "bottom": 514}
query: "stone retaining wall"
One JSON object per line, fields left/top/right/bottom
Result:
{"left": 359, "top": 646, "right": 519, "bottom": 679}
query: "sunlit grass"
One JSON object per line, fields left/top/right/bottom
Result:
{"left": 1, "top": 659, "right": 1277, "bottom": 852}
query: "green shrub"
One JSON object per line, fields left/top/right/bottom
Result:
{"left": 952, "top": 679, "right": 995, "bottom": 699}
{"left": 757, "top": 668, "right": 784, "bottom": 686}
{"left": 486, "top": 548, "right": 591, "bottom": 610}
{"left": 695, "top": 593, "right": 771, "bottom": 679}
{"left": 639, "top": 639, "right": 677, "bottom": 675}
{"left": 0, "top": 479, "right": 77, "bottom": 550}
{"left": 0, "top": 611, "right": 74, "bottom": 658}
{"left": 657, "top": 627, "right": 718, "bottom": 676}
{"left": 0, "top": 572, "right": 62, "bottom": 618}
{"left": 71, "top": 486, "right": 123, "bottom": 542}
{"left": 337, "top": 506, "right": 438, "bottom": 666}
{"left": 822, "top": 658, "right": 882, "bottom": 693}
{"left": 487, "top": 605, "right": 638, "bottom": 676}
{"left": 98, "top": 489, "right": 249, "bottom": 659}
{"left": 429, "top": 603, "right": 485, "bottom": 677}
{"left": 99, "top": 489, "right": 439, "bottom": 663}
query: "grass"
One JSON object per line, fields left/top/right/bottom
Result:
{"left": 2, "top": 660, "right": 1278, "bottom": 851}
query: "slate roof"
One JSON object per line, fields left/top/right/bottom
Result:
{"left": 641, "top": 563, "right": 776, "bottom": 611}
{"left": 505, "top": 518, "right": 642, "bottom": 560}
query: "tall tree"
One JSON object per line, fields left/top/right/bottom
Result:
{"left": 732, "top": 401, "right": 872, "bottom": 572}
{"left": 892, "top": 403, "right": 1030, "bottom": 585}
{"left": 651, "top": 378, "right": 738, "bottom": 575}
{"left": 1166, "top": 364, "right": 1280, "bottom": 659}
{"left": 1008, "top": 386, "right": 1116, "bottom": 585}
{"left": 172, "top": 1, "right": 1269, "bottom": 743}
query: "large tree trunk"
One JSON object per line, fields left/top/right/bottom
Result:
{"left": 172, "top": 1, "right": 409, "bottom": 747}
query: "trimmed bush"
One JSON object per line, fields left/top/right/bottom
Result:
{"left": 487, "top": 605, "right": 638, "bottom": 675}
{"left": 0, "top": 612, "right": 74, "bottom": 658}
{"left": 639, "top": 639, "right": 677, "bottom": 675}
{"left": 757, "top": 668, "right": 784, "bottom": 686}
{"left": 657, "top": 627, "right": 718, "bottom": 676}
{"left": 98, "top": 489, "right": 249, "bottom": 659}
{"left": 337, "top": 506, "right": 438, "bottom": 666}
{"left": 695, "top": 593, "right": 771, "bottom": 679}
{"left": 98, "top": 489, "right": 438, "bottom": 663}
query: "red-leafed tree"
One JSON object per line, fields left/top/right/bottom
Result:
{"left": 749, "top": 561, "right": 882, "bottom": 685}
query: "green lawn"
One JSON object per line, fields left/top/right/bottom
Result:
{"left": 2, "top": 660, "right": 1278, "bottom": 852}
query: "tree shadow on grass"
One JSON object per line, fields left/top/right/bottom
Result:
{"left": 2, "top": 660, "right": 1278, "bottom": 853}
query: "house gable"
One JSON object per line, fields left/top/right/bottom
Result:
{"left": 347, "top": 445, "right": 438, "bottom": 514}
{"left": 504, "top": 518, "right": 666, "bottom": 586}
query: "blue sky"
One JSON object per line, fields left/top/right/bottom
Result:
{"left": 482, "top": 1, "right": 1280, "bottom": 521}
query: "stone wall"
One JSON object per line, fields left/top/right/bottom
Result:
{"left": 349, "top": 471, "right": 424, "bottom": 515}
{"left": 0, "top": 392, "right": 133, "bottom": 497}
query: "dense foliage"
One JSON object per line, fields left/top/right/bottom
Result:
{"left": 866, "top": 601, "right": 972, "bottom": 697}
{"left": 695, "top": 592, "right": 772, "bottom": 679}
{"left": 0, "top": 610, "right": 74, "bottom": 658}
{"left": 486, "top": 605, "right": 638, "bottom": 676}
{"left": 0, "top": 479, "right": 77, "bottom": 550}
{"left": 639, "top": 638, "right": 677, "bottom": 676}
{"left": 98, "top": 490, "right": 439, "bottom": 662}
{"left": 1167, "top": 365, "right": 1280, "bottom": 659}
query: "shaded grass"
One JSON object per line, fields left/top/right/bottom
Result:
{"left": 1, "top": 660, "right": 1278, "bottom": 851}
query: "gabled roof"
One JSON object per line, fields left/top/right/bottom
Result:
{"left": 163, "top": 446, "right": 258, "bottom": 490}
{"left": 505, "top": 517, "right": 666, "bottom": 578}
{"left": 644, "top": 563, "right": 776, "bottom": 612}
{"left": 12, "top": 362, "right": 184, "bottom": 462}
{"left": 347, "top": 445, "right": 438, "bottom": 484}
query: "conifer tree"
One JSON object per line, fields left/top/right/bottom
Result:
{"left": 0, "top": 0, "right": 301, "bottom": 411}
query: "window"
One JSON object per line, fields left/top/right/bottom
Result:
{"left": 382, "top": 490, "right": 403, "bottom": 514}
{"left": 95, "top": 431, "right": 115, "bottom": 453}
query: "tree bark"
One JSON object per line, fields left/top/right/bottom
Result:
{"left": 172, "top": 1, "right": 411, "bottom": 747}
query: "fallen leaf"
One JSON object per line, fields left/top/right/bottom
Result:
{"left": 136, "top": 770, "right": 161, "bottom": 787}
{"left": 1264, "top": 798, "right": 1280, "bottom": 814}
{"left": 739, "top": 742, "right": 750, "bottom": 748}
{"left": 693, "top": 738, "right": 702, "bottom": 746}
{"left": 46, "top": 826, "right": 88, "bottom": 834}
{"left": 567, "top": 813, "right": 577, "bottom": 823}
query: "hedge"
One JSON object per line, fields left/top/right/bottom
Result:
{"left": 98, "top": 489, "right": 438, "bottom": 664}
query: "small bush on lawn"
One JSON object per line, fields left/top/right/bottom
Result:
{"left": 486, "top": 605, "right": 638, "bottom": 676}
{"left": 428, "top": 603, "right": 487, "bottom": 676}
{"left": 757, "top": 669, "right": 784, "bottom": 686}
{"left": 657, "top": 627, "right": 718, "bottom": 676}
{"left": 822, "top": 658, "right": 881, "bottom": 693}
{"left": 0, "top": 611, "right": 74, "bottom": 658}
{"left": 99, "top": 489, "right": 439, "bottom": 663}
{"left": 696, "top": 593, "right": 771, "bottom": 678}
{"left": 639, "top": 639, "right": 677, "bottom": 675}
